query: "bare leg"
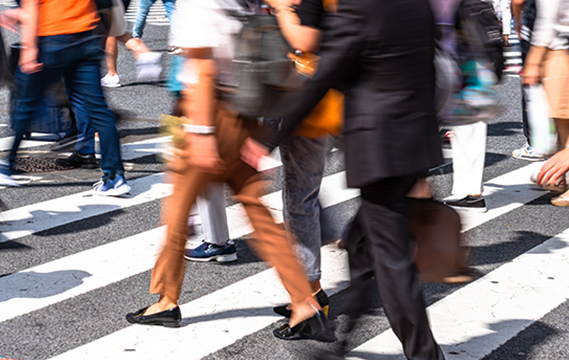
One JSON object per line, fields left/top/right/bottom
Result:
{"left": 117, "top": 33, "right": 151, "bottom": 60}
{"left": 104, "top": 37, "right": 119, "bottom": 77}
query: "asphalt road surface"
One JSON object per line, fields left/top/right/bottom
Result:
{"left": 1, "top": 7, "right": 569, "bottom": 360}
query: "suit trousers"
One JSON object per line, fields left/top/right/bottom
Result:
{"left": 150, "top": 108, "right": 313, "bottom": 307}
{"left": 343, "top": 174, "right": 445, "bottom": 360}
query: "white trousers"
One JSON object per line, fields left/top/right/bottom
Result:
{"left": 450, "top": 121, "right": 487, "bottom": 197}
{"left": 196, "top": 182, "right": 230, "bottom": 246}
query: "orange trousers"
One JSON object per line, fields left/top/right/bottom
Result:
{"left": 150, "top": 108, "right": 313, "bottom": 309}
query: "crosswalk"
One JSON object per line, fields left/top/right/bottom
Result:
{"left": 1, "top": 118, "right": 569, "bottom": 359}
{"left": 503, "top": 33, "right": 523, "bottom": 76}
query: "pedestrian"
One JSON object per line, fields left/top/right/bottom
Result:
{"left": 242, "top": 0, "right": 445, "bottom": 357}
{"left": 262, "top": 0, "right": 340, "bottom": 319}
{"left": 125, "top": 0, "right": 333, "bottom": 342}
{"left": 100, "top": 0, "right": 163, "bottom": 87}
{"left": 0, "top": 0, "right": 130, "bottom": 196}
{"left": 525, "top": 0, "right": 569, "bottom": 205}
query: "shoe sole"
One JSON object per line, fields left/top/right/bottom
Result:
{"left": 446, "top": 204, "right": 487, "bottom": 213}
{"left": 184, "top": 253, "right": 238, "bottom": 262}
{"left": 94, "top": 186, "right": 131, "bottom": 197}
{"left": 512, "top": 153, "right": 548, "bottom": 162}
{"left": 101, "top": 83, "right": 121, "bottom": 88}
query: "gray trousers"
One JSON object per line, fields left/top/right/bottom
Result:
{"left": 280, "top": 134, "right": 333, "bottom": 282}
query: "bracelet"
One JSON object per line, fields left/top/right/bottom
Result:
{"left": 183, "top": 124, "right": 216, "bottom": 134}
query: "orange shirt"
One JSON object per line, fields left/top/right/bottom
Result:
{"left": 38, "top": 0, "right": 99, "bottom": 36}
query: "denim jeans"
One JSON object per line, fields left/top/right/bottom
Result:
{"left": 280, "top": 134, "right": 333, "bottom": 282}
{"left": 132, "top": 0, "right": 175, "bottom": 38}
{"left": 10, "top": 31, "right": 123, "bottom": 176}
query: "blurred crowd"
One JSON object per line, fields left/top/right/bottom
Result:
{"left": 0, "top": 0, "right": 568, "bottom": 359}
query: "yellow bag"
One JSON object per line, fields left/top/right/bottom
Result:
{"left": 290, "top": 0, "right": 344, "bottom": 139}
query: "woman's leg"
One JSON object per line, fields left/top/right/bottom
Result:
{"left": 147, "top": 159, "right": 210, "bottom": 314}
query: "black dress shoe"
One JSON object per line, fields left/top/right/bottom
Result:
{"left": 274, "top": 289, "right": 330, "bottom": 318}
{"left": 55, "top": 152, "right": 98, "bottom": 169}
{"left": 125, "top": 306, "right": 182, "bottom": 327}
{"left": 273, "top": 310, "right": 336, "bottom": 342}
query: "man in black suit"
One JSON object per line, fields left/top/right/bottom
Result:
{"left": 242, "top": 0, "right": 445, "bottom": 358}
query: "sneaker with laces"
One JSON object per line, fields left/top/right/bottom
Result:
{"left": 101, "top": 74, "right": 121, "bottom": 88}
{"left": 184, "top": 240, "right": 238, "bottom": 262}
{"left": 512, "top": 143, "right": 548, "bottom": 161}
{"left": 444, "top": 195, "right": 487, "bottom": 212}
{"left": 93, "top": 174, "right": 131, "bottom": 196}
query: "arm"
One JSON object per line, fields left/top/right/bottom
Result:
{"left": 266, "top": 0, "right": 321, "bottom": 53}
{"left": 511, "top": 0, "right": 524, "bottom": 37}
{"left": 0, "top": 8, "right": 22, "bottom": 32}
{"left": 521, "top": 0, "right": 559, "bottom": 84}
{"left": 176, "top": 48, "right": 224, "bottom": 173}
{"left": 242, "top": 2, "right": 365, "bottom": 167}
{"left": 19, "top": 0, "right": 43, "bottom": 74}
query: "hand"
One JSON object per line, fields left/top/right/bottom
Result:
{"left": 522, "top": 63, "right": 541, "bottom": 85}
{"left": 0, "top": 9, "right": 21, "bottom": 32}
{"left": 18, "top": 46, "right": 43, "bottom": 74}
{"left": 536, "top": 148, "right": 569, "bottom": 187}
{"left": 175, "top": 133, "right": 225, "bottom": 173}
{"left": 241, "top": 137, "right": 269, "bottom": 170}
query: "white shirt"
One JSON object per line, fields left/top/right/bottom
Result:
{"left": 170, "top": 0, "right": 243, "bottom": 85}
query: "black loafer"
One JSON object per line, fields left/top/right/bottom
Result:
{"left": 125, "top": 306, "right": 182, "bottom": 327}
{"left": 274, "top": 289, "right": 330, "bottom": 318}
{"left": 273, "top": 310, "right": 336, "bottom": 342}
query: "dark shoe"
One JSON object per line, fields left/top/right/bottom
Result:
{"left": 184, "top": 240, "right": 237, "bottom": 262}
{"left": 273, "top": 310, "right": 336, "bottom": 342}
{"left": 274, "top": 289, "right": 330, "bottom": 318}
{"left": 444, "top": 195, "right": 487, "bottom": 213}
{"left": 125, "top": 306, "right": 182, "bottom": 327}
{"left": 55, "top": 152, "right": 98, "bottom": 169}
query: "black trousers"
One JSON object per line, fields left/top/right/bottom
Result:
{"left": 343, "top": 174, "right": 445, "bottom": 360}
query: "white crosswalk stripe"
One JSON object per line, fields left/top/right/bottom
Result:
{"left": 0, "top": 127, "right": 566, "bottom": 359}
{"left": 503, "top": 34, "right": 523, "bottom": 77}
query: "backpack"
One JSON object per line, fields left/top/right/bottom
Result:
{"left": 229, "top": 13, "right": 304, "bottom": 119}
{"left": 457, "top": 0, "right": 504, "bottom": 81}
{"left": 434, "top": 0, "right": 500, "bottom": 126}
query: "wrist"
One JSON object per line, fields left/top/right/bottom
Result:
{"left": 183, "top": 124, "right": 216, "bottom": 135}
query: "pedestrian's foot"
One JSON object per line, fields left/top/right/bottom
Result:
{"left": 101, "top": 74, "right": 121, "bottom": 88}
{"left": 93, "top": 174, "right": 131, "bottom": 196}
{"left": 126, "top": 304, "right": 181, "bottom": 327}
{"left": 184, "top": 240, "right": 238, "bottom": 262}
{"left": 55, "top": 152, "right": 98, "bottom": 169}
{"left": 136, "top": 52, "right": 162, "bottom": 82}
{"left": 512, "top": 143, "right": 549, "bottom": 161}
{"left": 444, "top": 195, "right": 487, "bottom": 212}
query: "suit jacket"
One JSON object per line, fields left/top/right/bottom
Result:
{"left": 264, "top": 0, "right": 444, "bottom": 188}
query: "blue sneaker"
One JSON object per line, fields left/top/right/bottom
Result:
{"left": 0, "top": 160, "right": 20, "bottom": 187}
{"left": 184, "top": 240, "right": 238, "bottom": 262}
{"left": 93, "top": 174, "right": 131, "bottom": 196}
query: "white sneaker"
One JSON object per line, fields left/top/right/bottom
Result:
{"left": 136, "top": 52, "right": 162, "bottom": 82}
{"left": 512, "top": 143, "right": 548, "bottom": 161}
{"left": 101, "top": 74, "right": 121, "bottom": 88}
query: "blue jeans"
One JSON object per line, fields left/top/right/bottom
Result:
{"left": 280, "top": 134, "right": 334, "bottom": 282}
{"left": 132, "top": 0, "right": 175, "bottom": 38}
{"left": 10, "top": 31, "right": 123, "bottom": 176}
